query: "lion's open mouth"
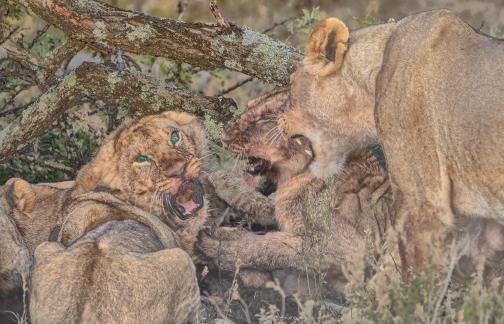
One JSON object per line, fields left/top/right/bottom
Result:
{"left": 166, "top": 181, "right": 205, "bottom": 220}
{"left": 246, "top": 157, "right": 270, "bottom": 176}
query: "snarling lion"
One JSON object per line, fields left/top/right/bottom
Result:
{"left": 278, "top": 10, "right": 504, "bottom": 274}
{"left": 28, "top": 111, "right": 214, "bottom": 324}
{"left": 198, "top": 87, "right": 393, "bottom": 297}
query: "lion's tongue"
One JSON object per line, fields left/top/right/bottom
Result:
{"left": 176, "top": 186, "right": 200, "bottom": 215}
{"left": 179, "top": 200, "right": 199, "bottom": 215}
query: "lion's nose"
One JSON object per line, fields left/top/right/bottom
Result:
{"left": 164, "top": 158, "right": 186, "bottom": 177}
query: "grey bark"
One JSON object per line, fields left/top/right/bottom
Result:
{"left": 0, "top": 63, "right": 236, "bottom": 161}
{"left": 15, "top": 0, "right": 303, "bottom": 85}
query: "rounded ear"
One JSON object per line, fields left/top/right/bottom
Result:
{"left": 304, "top": 18, "right": 349, "bottom": 77}
{"left": 5, "top": 178, "right": 36, "bottom": 214}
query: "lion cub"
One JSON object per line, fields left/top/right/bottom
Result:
{"left": 198, "top": 88, "right": 393, "bottom": 297}
{"left": 208, "top": 73, "right": 504, "bottom": 294}
{"left": 29, "top": 111, "right": 211, "bottom": 324}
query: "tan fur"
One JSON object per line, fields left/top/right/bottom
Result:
{"left": 30, "top": 204, "right": 199, "bottom": 324}
{"left": 4, "top": 112, "right": 211, "bottom": 257}
{"left": 280, "top": 10, "right": 504, "bottom": 274}
{"left": 200, "top": 88, "right": 393, "bottom": 296}
{"left": 69, "top": 111, "right": 210, "bottom": 255}
{"left": 0, "top": 201, "right": 30, "bottom": 292}
{"left": 1, "top": 179, "right": 72, "bottom": 255}
{"left": 28, "top": 112, "right": 214, "bottom": 323}
{"left": 304, "top": 17, "right": 350, "bottom": 76}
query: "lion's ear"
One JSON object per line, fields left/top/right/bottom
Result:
{"left": 5, "top": 178, "right": 36, "bottom": 214}
{"left": 304, "top": 18, "right": 349, "bottom": 77}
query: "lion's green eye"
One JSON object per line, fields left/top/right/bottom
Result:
{"left": 136, "top": 154, "right": 149, "bottom": 163}
{"left": 170, "top": 130, "right": 180, "bottom": 145}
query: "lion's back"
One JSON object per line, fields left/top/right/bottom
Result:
{"left": 30, "top": 220, "right": 199, "bottom": 324}
{"left": 376, "top": 9, "right": 504, "bottom": 221}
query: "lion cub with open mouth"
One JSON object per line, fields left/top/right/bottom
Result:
{"left": 29, "top": 111, "right": 209, "bottom": 324}
{"left": 198, "top": 88, "right": 393, "bottom": 298}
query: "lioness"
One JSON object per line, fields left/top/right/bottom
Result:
{"left": 198, "top": 87, "right": 393, "bottom": 297}
{"left": 29, "top": 111, "right": 212, "bottom": 324}
{"left": 277, "top": 10, "right": 504, "bottom": 273}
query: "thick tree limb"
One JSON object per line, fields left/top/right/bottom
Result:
{"left": 16, "top": 0, "right": 303, "bottom": 85}
{"left": 2, "top": 38, "right": 84, "bottom": 89}
{"left": 0, "top": 62, "right": 236, "bottom": 161}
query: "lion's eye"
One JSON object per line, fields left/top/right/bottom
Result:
{"left": 136, "top": 154, "right": 149, "bottom": 163}
{"left": 170, "top": 130, "right": 180, "bottom": 145}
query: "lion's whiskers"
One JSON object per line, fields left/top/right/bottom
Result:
{"left": 195, "top": 152, "right": 214, "bottom": 162}
{"left": 231, "top": 149, "right": 245, "bottom": 173}
{"left": 267, "top": 126, "right": 282, "bottom": 146}
{"left": 262, "top": 125, "right": 279, "bottom": 142}
{"left": 270, "top": 128, "right": 283, "bottom": 146}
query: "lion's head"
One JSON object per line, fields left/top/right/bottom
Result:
{"left": 279, "top": 18, "right": 394, "bottom": 178}
{"left": 73, "top": 111, "right": 208, "bottom": 222}
{"left": 223, "top": 87, "right": 313, "bottom": 190}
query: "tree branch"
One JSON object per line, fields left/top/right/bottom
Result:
{"left": 2, "top": 38, "right": 84, "bottom": 88}
{"left": 14, "top": 0, "right": 302, "bottom": 85}
{"left": 0, "top": 62, "right": 236, "bottom": 161}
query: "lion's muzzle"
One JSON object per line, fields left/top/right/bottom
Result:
{"left": 166, "top": 180, "right": 205, "bottom": 220}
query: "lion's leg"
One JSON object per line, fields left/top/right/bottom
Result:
{"left": 375, "top": 61, "right": 456, "bottom": 276}
{"left": 198, "top": 227, "right": 303, "bottom": 272}
{"left": 395, "top": 197, "right": 450, "bottom": 278}
{"left": 379, "top": 127, "right": 454, "bottom": 277}
{"left": 207, "top": 171, "right": 276, "bottom": 226}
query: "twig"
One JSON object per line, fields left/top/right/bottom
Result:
{"left": 17, "top": 155, "right": 75, "bottom": 174}
{"left": 2, "top": 38, "right": 82, "bottom": 90}
{"left": 201, "top": 296, "right": 232, "bottom": 323}
{"left": 176, "top": 0, "right": 188, "bottom": 20}
{"left": 262, "top": 17, "right": 296, "bottom": 34}
{"left": 27, "top": 23, "right": 49, "bottom": 49}
{"left": 266, "top": 279, "right": 286, "bottom": 320}
{"left": 0, "top": 26, "right": 20, "bottom": 45}
{"left": 217, "top": 77, "right": 253, "bottom": 96}
{"left": 39, "top": 40, "right": 84, "bottom": 87}
{"left": 0, "top": 86, "right": 26, "bottom": 111}
{"left": 237, "top": 295, "right": 251, "bottom": 324}
{"left": 478, "top": 21, "right": 485, "bottom": 32}
{"left": 209, "top": 0, "right": 230, "bottom": 30}
{"left": 122, "top": 53, "right": 141, "bottom": 71}
{"left": 430, "top": 239, "right": 467, "bottom": 324}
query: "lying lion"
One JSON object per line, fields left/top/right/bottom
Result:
{"left": 198, "top": 87, "right": 394, "bottom": 298}
{"left": 276, "top": 10, "right": 504, "bottom": 274}
{"left": 28, "top": 111, "right": 217, "bottom": 324}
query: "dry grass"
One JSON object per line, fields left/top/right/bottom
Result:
{"left": 205, "top": 188, "right": 504, "bottom": 324}
{"left": 5, "top": 273, "right": 29, "bottom": 324}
